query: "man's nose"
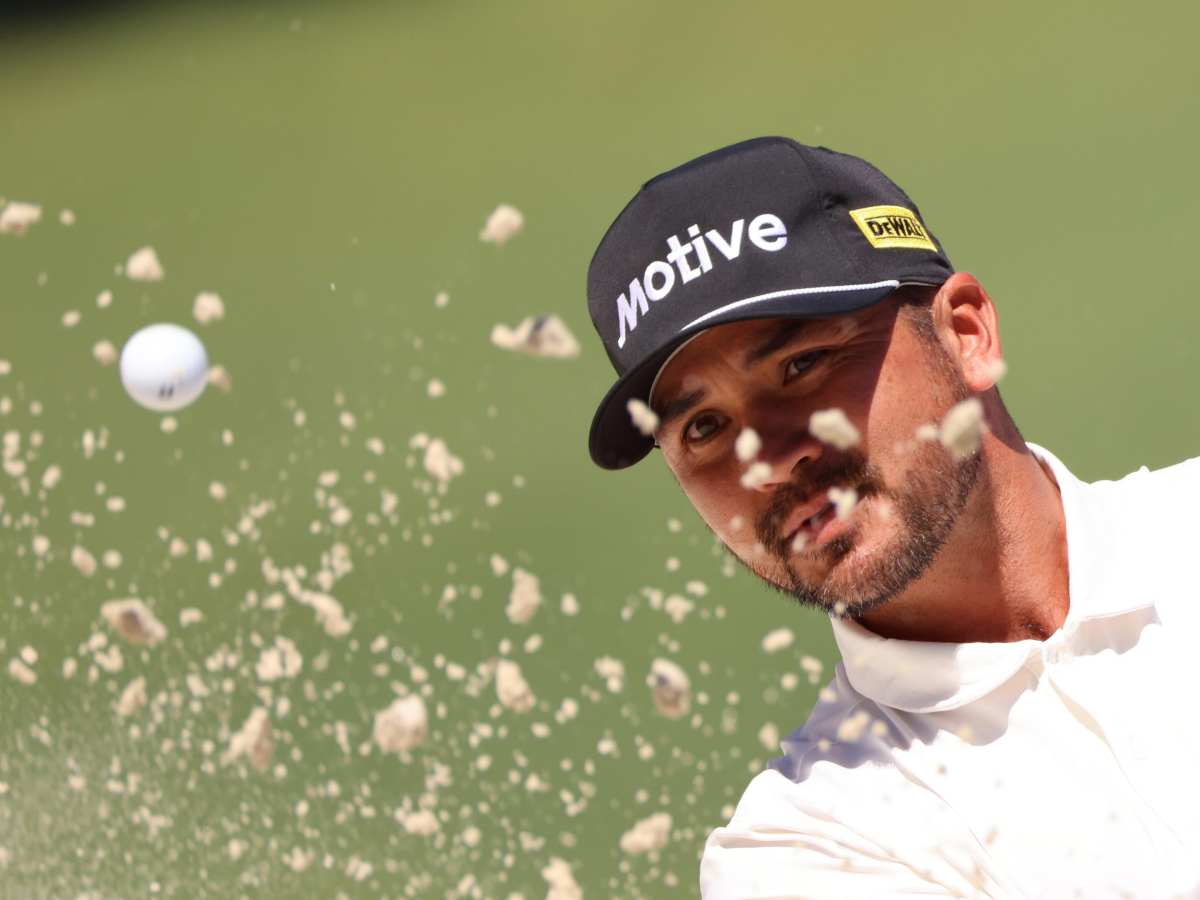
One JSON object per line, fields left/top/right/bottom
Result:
{"left": 745, "top": 400, "right": 825, "bottom": 492}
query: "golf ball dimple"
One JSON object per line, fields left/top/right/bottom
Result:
{"left": 119, "top": 323, "right": 209, "bottom": 412}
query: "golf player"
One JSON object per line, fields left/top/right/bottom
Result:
{"left": 584, "top": 136, "right": 1200, "bottom": 898}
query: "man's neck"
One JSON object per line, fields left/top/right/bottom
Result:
{"left": 853, "top": 442, "right": 1070, "bottom": 644}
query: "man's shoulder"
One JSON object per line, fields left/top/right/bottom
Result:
{"left": 719, "top": 666, "right": 902, "bottom": 825}
{"left": 767, "top": 665, "right": 900, "bottom": 771}
{"left": 1085, "top": 452, "right": 1200, "bottom": 504}
{"left": 1080, "top": 453, "right": 1200, "bottom": 568}
{"left": 699, "top": 679, "right": 981, "bottom": 899}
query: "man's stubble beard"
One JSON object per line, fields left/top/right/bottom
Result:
{"left": 766, "top": 443, "right": 983, "bottom": 618}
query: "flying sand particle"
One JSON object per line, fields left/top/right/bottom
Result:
{"left": 0, "top": 201, "right": 42, "bottom": 235}
{"left": 809, "top": 408, "right": 860, "bottom": 449}
{"left": 940, "top": 397, "right": 985, "bottom": 460}
{"left": 222, "top": 707, "right": 273, "bottom": 771}
{"left": 296, "top": 590, "right": 352, "bottom": 637}
{"left": 761, "top": 628, "right": 794, "bottom": 654}
{"left": 207, "top": 366, "right": 232, "bottom": 392}
{"left": 740, "top": 461, "right": 771, "bottom": 489}
{"left": 836, "top": 709, "right": 872, "bottom": 743}
{"left": 541, "top": 857, "right": 583, "bottom": 900}
{"left": 398, "top": 809, "right": 439, "bottom": 835}
{"left": 663, "top": 594, "right": 694, "bottom": 624}
{"left": 495, "top": 659, "right": 535, "bottom": 713}
{"left": 479, "top": 204, "right": 525, "bottom": 245}
{"left": 373, "top": 694, "right": 428, "bottom": 753}
{"left": 422, "top": 438, "right": 463, "bottom": 485}
{"left": 100, "top": 599, "right": 167, "bottom": 646}
{"left": 192, "top": 292, "right": 225, "bottom": 325}
{"left": 506, "top": 568, "right": 542, "bottom": 625}
{"left": 116, "top": 676, "right": 147, "bottom": 717}
{"left": 594, "top": 656, "right": 624, "bottom": 692}
{"left": 735, "top": 427, "right": 761, "bottom": 463}
{"left": 491, "top": 315, "right": 580, "bottom": 359}
{"left": 827, "top": 485, "right": 858, "bottom": 520}
{"left": 619, "top": 811, "right": 672, "bottom": 854}
{"left": 983, "top": 357, "right": 1007, "bottom": 384}
{"left": 124, "top": 246, "right": 164, "bottom": 282}
{"left": 71, "top": 545, "right": 97, "bottom": 577}
{"left": 255, "top": 637, "right": 303, "bottom": 681}
{"left": 8, "top": 658, "right": 36, "bottom": 685}
{"left": 648, "top": 658, "right": 690, "bottom": 719}
{"left": 626, "top": 399, "right": 658, "bottom": 436}
{"left": 758, "top": 721, "right": 781, "bottom": 752}
{"left": 93, "top": 340, "right": 117, "bottom": 366}
{"left": 915, "top": 422, "right": 939, "bottom": 442}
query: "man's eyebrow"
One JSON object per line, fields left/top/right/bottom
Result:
{"left": 741, "top": 320, "right": 816, "bottom": 369}
{"left": 651, "top": 321, "right": 824, "bottom": 436}
{"left": 653, "top": 388, "right": 706, "bottom": 433}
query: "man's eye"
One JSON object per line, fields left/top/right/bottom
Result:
{"left": 683, "top": 412, "right": 726, "bottom": 444}
{"left": 784, "top": 349, "right": 827, "bottom": 381}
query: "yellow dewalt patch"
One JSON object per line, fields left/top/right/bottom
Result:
{"left": 849, "top": 205, "right": 937, "bottom": 251}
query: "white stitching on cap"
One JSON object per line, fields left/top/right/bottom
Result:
{"left": 681, "top": 280, "right": 900, "bottom": 331}
{"left": 642, "top": 278, "right": 913, "bottom": 442}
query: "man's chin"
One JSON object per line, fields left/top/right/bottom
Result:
{"left": 775, "top": 521, "right": 907, "bottom": 614}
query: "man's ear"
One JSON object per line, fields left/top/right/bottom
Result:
{"left": 932, "top": 272, "right": 1005, "bottom": 392}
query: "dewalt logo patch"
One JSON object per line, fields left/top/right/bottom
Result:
{"left": 849, "top": 205, "right": 937, "bottom": 251}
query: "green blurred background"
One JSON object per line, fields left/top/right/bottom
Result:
{"left": 1, "top": 1, "right": 1198, "bottom": 897}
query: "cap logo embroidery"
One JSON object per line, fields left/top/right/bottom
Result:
{"left": 849, "top": 205, "right": 936, "bottom": 252}
{"left": 615, "top": 212, "right": 787, "bottom": 349}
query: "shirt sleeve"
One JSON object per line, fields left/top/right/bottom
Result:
{"left": 699, "top": 822, "right": 961, "bottom": 900}
{"left": 698, "top": 770, "right": 1009, "bottom": 899}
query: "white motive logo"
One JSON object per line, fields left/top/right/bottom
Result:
{"left": 614, "top": 213, "right": 787, "bottom": 349}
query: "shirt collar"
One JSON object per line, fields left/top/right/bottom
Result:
{"left": 830, "top": 441, "right": 1155, "bottom": 714}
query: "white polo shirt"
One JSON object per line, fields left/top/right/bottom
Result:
{"left": 700, "top": 442, "right": 1200, "bottom": 899}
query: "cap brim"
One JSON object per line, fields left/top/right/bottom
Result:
{"left": 587, "top": 280, "right": 909, "bottom": 470}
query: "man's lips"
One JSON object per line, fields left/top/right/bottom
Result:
{"left": 782, "top": 496, "right": 837, "bottom": 546}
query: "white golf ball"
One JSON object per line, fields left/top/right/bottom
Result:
{"left": 119, "top": 323, "right": 209, "bottom": 412}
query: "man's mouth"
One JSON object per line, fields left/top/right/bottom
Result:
{"left": 783, "top": 500, "right": 837, "bottom": 547}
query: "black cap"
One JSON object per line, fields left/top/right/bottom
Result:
{"left": 586, "top": 136, "right": 954, "bottom": 470}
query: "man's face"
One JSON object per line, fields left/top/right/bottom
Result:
{"left": 649, "top": 295, "right": 981, "bottom": 618}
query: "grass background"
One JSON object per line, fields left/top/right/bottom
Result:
{"left": 1, "top": 0, "right": 1198, "bottom": 896}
